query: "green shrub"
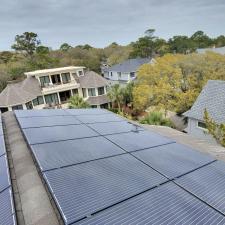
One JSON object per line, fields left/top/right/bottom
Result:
{"left": 140, "top": 111, "right": 174, "bottom": 127}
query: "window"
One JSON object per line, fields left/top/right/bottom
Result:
{"left": 72, "top": 89, "right": 78, "bottom": 95}
{"left": 88, "top": 88, "right": 96, "bottom": 96}
{"left": 82, "top": 88, "right": 87, "bottom": 98}
{"left": 78, "top": 71, "right": 83, "bottom": 76}
{"left": 25, "top": 101, "right": 33, "bottom": 109}
{"left": 98, "top": 87, "right": 105, "bottom": 95}
{"left": 51, "top": 74, "right": 61, "bottom": 84}
{"left": 40, "top": 76, "right": 50, "bottom": 87}
{"left": 44, "top": 93, "right": 59, "bottom": 105}
{"left": 12, "top": 105, "right": 23, "bottom": 110}
{"left": 61, "top": 73, "right": 71, "bottom": 84}
{"left": 117, "top": 72, "right": 121, "bottom": 78}
{"left": 91, "top": 105, "right": 97, "bottom": 108}
{"left": 198, "top": 121, "right": 207, "bottom": 129}
{"left": 33, "top": 96, "right": 44, "bottom": 106}
{"left": 111, "top": 72, "right": 113, "bottom": 77}
{"left": 130, "top": 72, "right": 135, "bottom": 78}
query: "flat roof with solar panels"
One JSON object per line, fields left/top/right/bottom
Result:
{"left": 1, "top": 109, "right": 225, "bottom": 225}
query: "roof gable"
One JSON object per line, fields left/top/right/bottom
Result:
{"left": 184, "top": 80, "right": 225, "bottom": 123}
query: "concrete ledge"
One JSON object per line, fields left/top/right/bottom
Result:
{"left": 3, "top": 112, "right": 59, "bottom": 225}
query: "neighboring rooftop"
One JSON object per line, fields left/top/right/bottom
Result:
{"left": 25, "top": 66, "right": 85, "bottom": 76}
{"left": 79, "top": 71, "right": 109, "bottom": 88}
{"left": 197, "top": 46, "right": 225, "bottom": 55}
{"left": 184, "top": 80, "right": 225, "bottom": 123}
{"left": 0, "top": 77, "right": 41, "bottom": 107}
{"left": 104, "top": 58, "right": 151, "bottom": 73}
{"left": 1, "top": 109, "right": 225, "bottom": 225}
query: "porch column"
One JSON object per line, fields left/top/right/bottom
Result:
{"left": 57, "top": 92, "right": 61, "bottom": 104}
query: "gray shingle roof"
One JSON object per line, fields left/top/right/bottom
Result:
{"left": 197, "top": 47, "right": 225, "bottom": 55}
{"left": 86, "top": 95, "right": 110, "bottom": 105}
{"left": 0, "top": 77, "right": 41, "bottom": 107}
{"left": 184, "top": 80, "right": 225, "bottom": 123}
{"left": 79, "top": 71, "right": 109, "bottom": 88}
{"left": 104, "top": 58, "right": 151, "bottom": 73}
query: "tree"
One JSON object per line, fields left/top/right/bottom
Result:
{"left": 107, "top": 84, "right": 124, "bottom": 112}
{"left": 204, "top": 110, "right": 225, "bottom": 147}
{"left": 69, "top": 95, "right": 90, "bottom": 109}
{"left": 191, "top": 31, "right": 212, "bottom": 49}
{"left": 11, "top": 32, "right": 41, "bottom": 57}
{"left": 60, "top": 43, "right": 72, "bottom": 52}
{"left": 133, "top": 52, "right": 225, "bottom": 114}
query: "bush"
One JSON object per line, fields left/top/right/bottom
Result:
{"left": 140, "top": 111, "right": 174, "bottom": 127}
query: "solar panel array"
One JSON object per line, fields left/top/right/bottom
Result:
{"left": 0, "top": 114, "right": 17, "bottom": 225}
{"left": 15, "top": 109, "right": 225, "bottom": 225}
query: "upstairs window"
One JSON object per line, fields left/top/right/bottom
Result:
{"left": 197, "top": 121, "right": 207, "bottom": 129}
{"left": 88, "top": 88, "right": 96, "bottom": 96}
{"left": 78, "top": 71, "right": 84, "bottom": 76}
{"left": 117, "top": 72, "right": 122, "bottom": 78}
{"left": 33, "top": 96, "right": 44, "bottom": 106}
{"left": 82, "top": 88, "right": 87, "bottom": 98}
{"left": 12, "top": 105, "right": 23, "bottom": 110}
{"left": 98, "top": 87, "right": 105, "bottom": 95}
{"left": 130, "top": 72, "right": 135, "bottom": 78}
{"left": 61, "top": 73, "right": 71, "bottom": 84}
{"left": 40, "top": 76, "right": 50, "bottom": 87}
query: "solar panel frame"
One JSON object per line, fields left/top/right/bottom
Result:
{"left": 75, "top": 114, "right": 124, "bottom": 124}
{"left": 76, "top": 182, "right": 225, "bottom": 225}
{"left": 0, "top": 188, "right": 16, "bottom": 225}
{"left": 88, "top": 121, "right": 144, "bottom": 135}
{"left": 17, "top": 115, "right": 81, "bottom": 129}
{"left": 43, "top": 154, "right": 168, "bottom": 224}
{"left": 30, "top": 136, "right": 126, "bottom": 171}
{"left": 105, "top": 130, "right": 175, "bottom": 152}
{"left": 14, "top": 109, "right": 68, "bottom": 118}
{"left": 22, "top": 124, "right": 99, "bottom": 145}
{"left": 175, "top": 160, "right": 225, "bottom": 215}
{"left": 0, "top": 135, "right": 6, "bottom": 157}
{"left": 132, "top": 143, "right": 215, "bottom": 179}
{"left": 64, "top": 108, "right": 112, "bottom": 116}
{"left": 0, "top": 155, "right": 11, "bottom": 193}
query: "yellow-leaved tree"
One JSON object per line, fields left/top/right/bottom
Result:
{"left": 133, "top": 52, "right": 225, "bottom": 114}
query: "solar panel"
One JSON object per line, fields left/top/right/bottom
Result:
{"left": 77, "top": 182, "right": 225, "bottom": 225}
{"left": 0, "top": 188, "right": 16, "bottom": 225}
{"left": 43, "top": 154, "right": 167, "bottom": 224}
{"left": 22, "top": 124, "right": 99, "bottom": 145}
{"left": 31, "top": 136, "right": 125, "bottom": 171}
{"left": 0, "top": 135, "right": 6, "bottom": 157}
{"left": 0, "top": 155, "right": 10, "bottom": 192}
{"left": 176, "top": 160, "right": 225, "bottom": 214}
{"left": 17, "top": 115, "right": 80, "bottom": 129}
{"left": 106, "top": 130, "right": 175, "bottom": 152}
{"left": 88, "top": 121, "right": 144, "bottom": 135}
{"left": 132, "top": 143, "right": 215, "bottom": 179}
{"left": 76, "top": 114, "right": 123, "bottom": 124}
{"left": 65, "top": 108, "right": 111, "bottom": 116}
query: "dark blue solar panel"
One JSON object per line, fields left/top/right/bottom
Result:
{"left": 176, "top": 160, "right": 225, "bottom": 214}
{"left": 43, "top": 154, "right": 167, "bottom": 224}
{"left": 106, "top": 130, "right": 174, "bottom": 152}
{"left": 132, "top": 143, "right": 215, "bottom": 179}
{"left": 14, "top": 109, "right": 67, "bottom": 118}
{"left": 17, "top": 115, "right": 80, "bottom": 128}
{"left": 31, "top": 136, "right": 125, "bottom": 171}
{"left": 88, "top": 121, "right": 144, "bottom": 135}
{"left": 0, "top": 155, "right": 10, "bottom": 192}
{"left": 65, "top": 108, "right": 111, "bottom": 116}
{"left": 77, "top": 182, "right": 225, "bottom": 225}
{"left": 23, "top": 124, "right": 99, "bottom": 145}
{"left": 0, "top": 188, "right": 16, "bottom": 225}
{"left": 0, "top": 135, "right": 6, "bottom": 157}
{"left": 76, "top": 114, "right": 123, "bottom": 124}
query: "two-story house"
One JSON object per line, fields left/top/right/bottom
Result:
{"left": 0, "top": 66, "right": 110, "bottom": 112}
{"left": 103, "top": 58, "right": 152, "bottom": 85}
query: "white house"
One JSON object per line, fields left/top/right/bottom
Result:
{"left": 103, "top": 58, "right": 152, "bottom": 85}
{"left": 184, "top": 80, "right": 225, "bottom": 144}
{"left": 0, "top": 66, "right": 110, "bottom": 112}
{"left": 197, "top": 46, "right": 225, "bottom": 55}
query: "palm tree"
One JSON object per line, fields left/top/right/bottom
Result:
{"left": 69, "top": 95, "right": 90, "bottom": 109}
{"left": 107, "top": 84, "right": 124, "bottom": 112}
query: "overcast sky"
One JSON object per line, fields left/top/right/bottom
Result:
{"left": 0, "top": 0, "right": 225, "bottom": 50}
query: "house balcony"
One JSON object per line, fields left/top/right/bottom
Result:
{"left": 41, "top": 80, "right": 80, "bottom": 95}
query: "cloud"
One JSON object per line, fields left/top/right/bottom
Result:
{"left": 0, "top": 0, "right": 225, "bottom": 50}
